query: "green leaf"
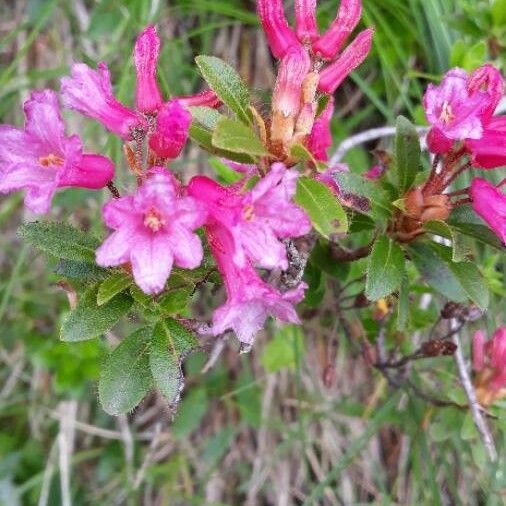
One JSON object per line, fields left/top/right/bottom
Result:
{"left": 97, "top": 272, "right": 132, "bottom": 306}
{"left": 55, "top": 260, "right": 108, "bottom": 282}
{"left": 261, "top": 325, "right": 304, "bottom": 373}
{"left": 195, "top": 55, "right": 251, "bottom": 125}
{"left": 446, "top": 221, "right": 504, "bottom": 252}
{"left": 295, "top": 177, "right": 348, "bottom": 239}
{"left": 150, "top": 319, "right": 199, "bottom": 405}
{"left": 397, "top": 274, "right": 409, "bottom": 331}
{"left": 61, "top": 284, "right": 133, "bottom": 342}
{"left": 395, "top": 115, "right": 421, "bottom": 194}
{"left": 99, "top": 328, "right": 152, "bottom": 415}
{"left": 446, "top": 258, "right": 489, "bottom": 311}
{"left": 310, "top": 240, "right": 350, "bottom": 278}
{"left": 423, "top": 221, "right": 472, "bottom": 262}
{"left": 289, "top": 143, "right": 318, "bottom": 166}
{"left": 209, "top": 158, "right": 243, "bottom": 184}
{"left": 365, "top": 236, "right": 405, "bottom": 300}
{"left": 212, "top": 117, "right": 267, "bottom": 157}
{"left": 492, "top": 0, "right": 506, "bottom": 26}
{"left": 189, "top": 106, "right": 224, "bottom": 130}
{"left": 18, "top": 222, "right": 100, "bottom": 263}
{"left": 408, "top": 243, "right": 467, "bottom": 303}
{"left": 157, "top": 287, "right": 193, "bottom": 315}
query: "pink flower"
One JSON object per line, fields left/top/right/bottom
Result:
{"left": 364, "top": 164, "right": 385, "bottom": 180}
{"left": 188, "top": 163, "right": 311, "bottom": 270}
{"left": 467, "top": 64, "right": 504, "bottom": 123}
{"left": 134, "top": 25, "right": 163, "bottom": 113}
{"left": 423, "top": 68, "right": 490, "bottom": 141}
{"left": 256, "top": 0, "right": 300, "bottom": 59}
{"left": 206, "top": 219, "right": 306, "bottom": 344}
{"left": 473, "top": 327, "right": 506, "bottom": 400}
{"left": 312, "top": 0, "right": 362, "bottom": 60}
{"left": 0, "top": 90, "right": 114, "bottom": 213}
{"left": 177, "top": 89, "right": 221, "bottom": 108}
{"left": 470, "top": 177, "right": 506, "bottom": 245}
{"left": 148, "top": 100, "right": 191, "bottom": 159}
{"left": 61, "top": 62, "right": 145, "bottom": 139}
{"left": 426, "top": 127, "right": 454, "bottom": 154}
{"left": 466, "top": 117, "right": 506, "bottom": 169}
{"left": 318, "top": 28, "right": 374, "bottom": 94}
{"left": 315, "top": 164, "right": 349, "bottom": 196}
{"left": 96, "top": 168, "right": 207, "bottom": 295}
{"left": 295, "top": 0, "right": 319, "bottom": 44}
{"left": 307, "top": 96, "right": 334, "bottom": 161}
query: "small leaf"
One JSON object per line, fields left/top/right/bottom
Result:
{"left": 446, "top": 221, "right": 504, "bottom": 252}
{"left": 289, "top": 143, "right": 318, "bottom": 166}
{"left": 395, "top": 116, "right": 421, "bottom": 194}
{"left": 150, "top": 319, "right": 199, "bottom": 405}
{"left": 61, "top": 284, "right": 133, "bottom": 342}
{"left": 55, "top": 260, "right": 108, "bottom": 282}
{"left": 195, "top": 55, "right": 252, "bottom": 125}
{"left": 158, "top": 287, "right": 193, "bottom": 315}
{"left": 365, "top": 236, "right": 405, "bottom": 300}
{"left": 97, "top": 271, "right": 132, "bottom": 306}
{"left": 295, "top": 177, "right": 348, "bottom": 239}
{"left": 99, "top": 328, "right": 152, "bottom": 415}
{"left": 189, "top": 106, "right": 224, "bottom": 130}
{"left": 424, "top": 221, "right": 472, "bottom": 262}
{"left": 212, "top": 117, "right": 267, "bottom": 157}
{"left": 19, "top": 222, "right": 100, "bottom": 263}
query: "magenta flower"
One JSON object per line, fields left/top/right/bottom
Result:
{"left": 473, "top": 327, "right": 506, "bottom": 400}
{"left": 312, "top": 0, "right": 362, "bottom": 60}
{"left": 0, "top": 90, "right": 114, "bottom": 214}
{"left": 423, "top": 68, "right": 490, "bottom": 141}
{"left": 295, "top": 0, "right": 319, "bottom": 44}
{"left": 206, "top": 220, "right": 306, "bottom": 344}
{"left": 148, "top": 100, "right": 192, "bottom": 159}
{"left": 61, "top": 62, "right": 145, "bottom": 139}
{"left": 96, "top": 168, "right": 207, "bottom": 295}
{"left": 466, "top": 118, "right": 506, "bottom": 169}
{"left": 318, "top": 28, "right": 374, "bottom": 94}
{"left": 188, "top": 163, "right": 311, "bottom": 270}
{"left": 134, "top": 25, "right": 163, "bottom": 113}
{"left": 467, "top": 64, "right": 504, "bottom": 123}
{"left": 364, "top": 164, "right": 386, "bottom": 180}
{"left": 177, "top": 89, "right": 221, "bottom": 108}
{"left": 470, "top": 177, "right": 506, "bottom": 245}
{"left": 307, "top": 96, "right": 334, "bottom": 161}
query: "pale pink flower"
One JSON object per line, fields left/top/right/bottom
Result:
{"left": 148, "top": 100, "right": 191, "bottom": 159}
{"left": 312, "top": 0, "right": 362, "bottom": 60}
{"left": 134, "top": 25, "right": 163, "bottom": 113}
{"left": 0, "top": 90, "right": 114, "bottom": 213}
{"left": 61, "top": 62, "right": 145, "bottom": 139}
{"left": 256, "top": 0, "right": 300, "bottom": 59}
{"left": 318, "top": 28, "right": 374, "bottom": 94}
{"left": 307, "top": 97, "right": 334, "bottom": 161}
{"left": 206, "top": 220, "right": 306, "bottom": 344}
{"left": 423, "top": 68, "right": 490, "bottom": 141}
{"left": 473, "top": 327, "right": 506, "bottom": 392}
{"left": 96, "top": 168, "right": 207, "bottom": 295}
{"left": 188, "top": 163, "right": 311, "bottom": 270}
{"left": 470, "top": 177, "right": 506, "bottom": 245}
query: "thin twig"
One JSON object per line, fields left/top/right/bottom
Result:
{"left": 451, "top": 319, "right": 497, "bottom": 462}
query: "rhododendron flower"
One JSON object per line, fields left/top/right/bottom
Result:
{"left": 96, "top": 168, "right": 207, "bottom": 294}
{"left": 470, "top": 177, "right": 506, "bottom": 245}
{"left": 189, "top": 163, "right": 311, "bottom": 270}
{"left": 61, "top": 63, "right": 145, "bottom": 139}
{"left": 467, "top": 63, "right": 504, "bottom": 123}
{"left": 206, "top": 220, "right": 306, "bottom": 344}
{"left": 149, "top": 100, "right": 192, "bottom": 159}
{"left": 364, "top": 164, "right": 386, "bottom": 180}
{"left": 317, "top": 28, "right": 374, "bottom": 94}
{"left": 0, "top": 90, "right": 114, "bottom": 213}
{"left": 473, "top": 327, "right": 506, "bottom": 405}
{"left": 307, "top": 97, "right": 334, "bottom": 161}
{"left": 134, "top": 25, "right": 163, "bottom": 113}
{"left": 294, "top": 0, "right": 319, "bottom": 44}
{"left": 466, "top": 118, "right": 506, "bottom": 169}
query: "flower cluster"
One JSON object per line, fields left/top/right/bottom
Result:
{"left": 473, "top": 327, "right": 506, "bottom": 406}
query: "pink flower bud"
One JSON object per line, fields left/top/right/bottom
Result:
{"left": 426, "top": 127, "right": 454, "bottom": 154}
{"left": 364, "top": 164, "right": 386, "bottom": 180}
{"left": 312, "top": 0, "right": 362, "bottom": 60}
{"left": 148, "top": 100, "right": 191, "bottom": 159}
{"left": 60, "top": 154, "right": 114, "bottom": 189}
{"left": 466, "top": 117, "right": 506, "bottom": 169}
{"left": 307, "top": 96, "right": 334, "bottom": 161}
{"left": 472, "top": 330, "right": 486, "bottom": 372}
{"left": 468, "top": 64, "right": 504, "bottom": 123}
{"left": 490, "top": 327, "right": 506, "bottom": 371}
{"left": 177, "top": 89, "right": 222, "bottom": 108}
{"left": 295, "top": 0, "right": 319, "bottom": 43}
{"left": 318, "top": 28, "right": 374, "bottom": 94}
{"left": 134, "top": 25, "right": 163, "bottom": 113}
{"left": 257, "top": 0, "right": 300, "bottom": 59}
{"left": 470, "top": 177, "right": 506, "bottom": 245}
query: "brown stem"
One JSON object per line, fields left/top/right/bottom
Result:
{"left": 107, "top": 182, "right": 121, "bottom": 199}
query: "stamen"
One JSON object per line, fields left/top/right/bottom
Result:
{"left": 439, "top": 101, "right": 454, "bottom": 124}
{"left": 242, "top": 204, "right": 255, "bottom": 221}
{"left": 38, "top": 153, "right": 64, "bottom": 167}
{"left": 144, "top": 208, "right": 165, "bottom": 232}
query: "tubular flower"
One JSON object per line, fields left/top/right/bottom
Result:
{"left": 148, "top": 100, "right": 192, "bottom": 159}
{"left": 0, "top": 90, "right": 114, "bottom": 214}
{"left": 317, "top": 28, "right": 374, "bottom": 94}
{"left": 61, "top": 63, "right": 145, "bottom": 140}
{"left": 467, "top": 63, "right": 504, "bottom": 123}
{"left": 307, "top": 96, "right": 334, "bottom": 161}
{"left": 177, "top": 89, "right": 221, "bottom": 108}
{"left": 473, "top": 327, "right": 506, "bottom": 406}
{"left": 96, "top": 168, "right": 207, "bottom": 295}
{"left": 466, "top": 118, "right": 506, "bottom": 169}
{"left": 295, "top": 0, "right": 319, "bottom": 44}
{"left": 206, "top": 219, "right": 306, "bottom": 345}
{"left": 312, "top": 0, "right": 362, "bottom": 60}
{"left": 470, "top": 177, "right": 506, "bottom": 245}
{"left": 188, "top": 163, "right": 311, "bottom": 270}
{"left": 134, "top": 25, "right": 163, "bottom": 113}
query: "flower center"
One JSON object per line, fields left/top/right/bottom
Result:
{"left": 242, "top": 204, "right": 255, "bottom": 222}
{"left": 38, "top": 153, "right": 64, "bottom": 167}
{"left": 439, "top": 101, "right": 454, "bottom": 125}
{"left": 143, "top": 208, "right": 165, "bottom": 232}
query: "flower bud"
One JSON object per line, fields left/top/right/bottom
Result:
{"left": 468, "top": 63, "right": 504, "bottom": 122}
{"left": 295, "top": 0, "right": 319, "bottom": 44}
